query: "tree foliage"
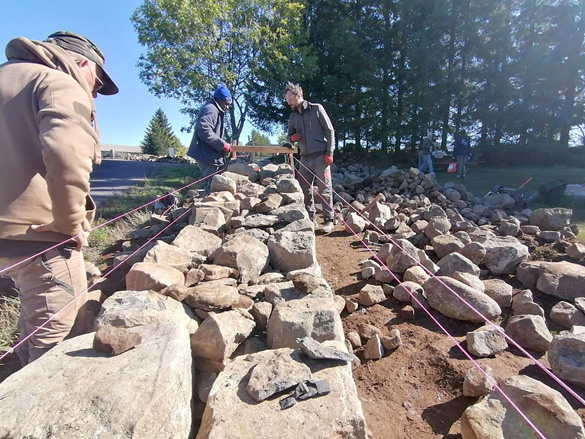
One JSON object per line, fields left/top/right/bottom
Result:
{"left": 140, "top": 108, "right": 184, "bottom": 156}
{"left": 133, "top": 0, "right": 585, "bottom": 159}
{"left": 132, "top": 0, "right": 315, "bottom": 142}
{"left": 246, "top": 129, "right": 271, "bottom": 146}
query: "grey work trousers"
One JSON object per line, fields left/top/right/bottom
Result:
{"left": 297, "top": 155, "right": 334, "bottom": 221}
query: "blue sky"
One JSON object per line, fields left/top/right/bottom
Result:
{"left": 0, "top": 0, "right": 253, "bottom": 147}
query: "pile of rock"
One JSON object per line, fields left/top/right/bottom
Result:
{"left": 332, "top": 164, "right": 585, "bottom": 438}
{"left": 0, "top": 162, "right": 367, "bottom": 439}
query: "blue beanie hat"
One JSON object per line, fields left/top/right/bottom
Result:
{"left": 213, "top": 86, "right": 232, "bottom": 103}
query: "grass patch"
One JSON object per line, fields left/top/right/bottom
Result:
{"left": 0, "top": 296, "right": 20, "bottom": 354}
{"left": 87, "top": 165, "right": 201, "bottom": 262}
{"left": 88, "top": 209, "right": 153, "bottom": 253}
{"left": 97, "top": 166, "right": 201, "bottom": 220}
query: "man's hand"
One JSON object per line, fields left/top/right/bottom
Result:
{"left": 223, "top": 143, "right": 232, "bottom": 153}
{"left": 290, "top": 133, "right": 301, "bottom": 142}
{"left": 323, "top": 155, "right": 333, "bottom": 166}
{"left": 31, "top": 223, "right": 88, "bottom": 251}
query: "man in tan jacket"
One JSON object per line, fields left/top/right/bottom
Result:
{"left": 0, "top": 31, "right": 118, "bottom": 364}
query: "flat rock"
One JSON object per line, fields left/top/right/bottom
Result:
{"left": 246, "top": 349, "right": 312, "bottom": 401}
{"left": 197, "top": 347, "right": 367, "bottom": 439}
{"left": 0, "top": 323, "right": 192, "bottom": 439}
{"left": 296, "top": 336, "right": 357, "bottom": 362}
{"left": 95, "top": 289, "right": 199, "bottom": 334}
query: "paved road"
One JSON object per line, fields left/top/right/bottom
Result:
{"left": 90, "top": 159, "right": 191, "bottom": 206}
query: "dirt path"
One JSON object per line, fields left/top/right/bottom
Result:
{"left": 314, "top": 222, "right": 585, "bottom": 439}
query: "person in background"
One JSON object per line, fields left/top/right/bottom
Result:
{"left": 453, "top": 129, "right": 471, "bottom": 179}
{"left": 187, "top": 86, "right": 233, "bottom": 196}
{"left": 418, "top": 131, "right": 436, "bottom": 174}
{"left": 284, "top": 82, "right": 336, "bottom": 234}
{"left": 0, "top": 31, "right": 118, "bottom": 364}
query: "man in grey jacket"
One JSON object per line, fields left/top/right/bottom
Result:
{"left": 285, "top": 83, "right": 335, "bottom": 233}
{"left": 187, "top": 86, "right": 232, "bottom": 196}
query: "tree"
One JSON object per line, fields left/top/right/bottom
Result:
{"left": 140, "top": 108, "right": 184, "bottom": 156}
{"left": 132, "top": 0, "right": 314, "bottom": 142}
{"left": 247, "top": 129, "right": 271, "bottom": 146}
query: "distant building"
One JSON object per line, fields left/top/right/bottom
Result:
{"left": 100, "top": 144, "right": 144, "bottom": 160}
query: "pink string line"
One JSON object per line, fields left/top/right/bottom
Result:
{"left": 294, "top": 156, "right": 585, "bottom": 408}
{"left": 335, "top": 203, "right": 547, "bottom": 439}
{"left": 293, "top": 158, "right": 571, "bottom": 437}
{"left": 0, "top": 205, "right": 193, "bottom": 363}
{"left": 0, "top": 169, "right": 222, "bottom": 275}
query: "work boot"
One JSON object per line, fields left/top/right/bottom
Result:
{"left": 322, "top": 220, "right": 334, "bottom": 234}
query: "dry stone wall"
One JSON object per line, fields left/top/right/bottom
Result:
{"left": 0, "top": 162, "right": 367, "bottom": 439}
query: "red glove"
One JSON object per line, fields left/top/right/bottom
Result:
{"left": 223, "top": 143, "right": 232, "bottom": 153}
{"left": 323, "top": 155, "right": 333, "bottom": 166}
{"left": 290, "top": 133, "right": 301, "bottom": 142}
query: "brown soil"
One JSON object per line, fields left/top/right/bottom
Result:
{"left": 314, "top": 223, "right": 585, "bottom": 439}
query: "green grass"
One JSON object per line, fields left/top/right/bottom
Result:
{"left": 97, "top": 166, "right": 201, "bottom": 220}
{"left": 435, "top": 165, "right": 585, "bottom": 238}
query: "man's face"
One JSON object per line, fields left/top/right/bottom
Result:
{"left": 285, "top": 91, "right": 303, "bottom": 110}
{"left": 217, "top": 99, "right": 231, "bottom": 112}
{"left": 79, "top": 60, "right": 104, "bottom": 98}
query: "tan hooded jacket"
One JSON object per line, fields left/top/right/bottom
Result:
{"left": 0, "top": 37, "right": 100, "bottom": 252}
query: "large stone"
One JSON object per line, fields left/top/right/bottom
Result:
{"left": 95, "top": 289, "right": 199, "bottom": 334}
{"left": 505, "top": 314, "right": 552, "bottom": 352}
{"left": 143, "top": 240, "right": 193, "bottom": 273}
{"left": 430, "top": 234, "right": 464, "bottom": 259}
{"left": 481, "top": 236, "right": 529, "bottom": 274}
{"left": 550, "top": 301, "right": 585, "bottom": 329}
{"left": 126, "top": 262, "right": 185, "bottom": 291}
{"left": 386, "top": 238, "right": 420, "bottom": 274}
{"left": 535, "top": 261, "right": 585, "bottom": 301}
{"left": 549, "top": 332, "right": 585, "bottom": 388}
{"left": 425, "top": 276, "right": 501, "bottom": 322}
{"left": 461, "top": 375, "right": 585, "bottom": 439}
{"left": 436, "top": 253, "right": 480, "bottom": 277}
{"left": 197, "top": 347, "right": 367, "bottom": 439}
{"left": 358, "top": 284, "right": 386, "bottom": 306}
{"left": 246, "top": 349, "right": 312, "bottom": 402}
{"left": 530, "top": 207, "right": 573, "bottom": 231}
{"left": 191, "top": 310, "right": 256, "bottom": 361}
{"left": 190, "top": 206, "right": 226, "bottom": 233}
{"left": 172, "top": 225, "right": 222, "bottom": 256}
{"left": 516, "top": 261, "right": 542, "bottom": 289}
{"left": 466, "top": 324, "right": 508, "bottom": 357}
{"left": 211, "top": 234, "right": 269, "bottom": 284}
{"left": 267, "top": 230, "right": 317, "bottom": 273}
{"left": 210, "top": 174, "right": 237, "bottom": 194}
{"left": 254, "top": 193, "right": 283, "bottom": 213}
{"left": 267, "top": 298, "right": 344, "bottom": 349}
{"left": 344, "top": 211, "right": 367, "bottom": 233}
{"left": 0, "top": 323, "right": 192, "bottom": 439}
{"left": 567, "top": 242, "right": 585, "bottom": 260}
{"left": 482, "top": 279, "right": 513, "bottom": 308}
{"left": 183, "top": 283, "right": 240, "bottom": 311}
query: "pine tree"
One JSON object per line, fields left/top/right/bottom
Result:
{"left": 140, "top": 108, "right": 183, "bottom": 156}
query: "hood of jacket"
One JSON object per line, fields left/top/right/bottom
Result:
{"left": 5, "top": 37, "right": 97, "bottom": 124}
